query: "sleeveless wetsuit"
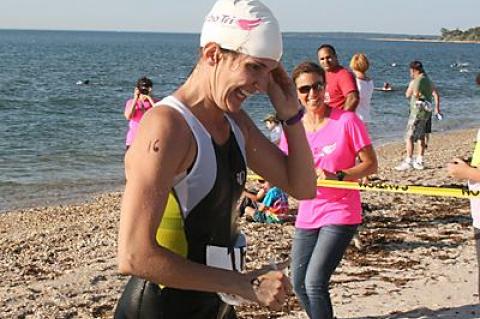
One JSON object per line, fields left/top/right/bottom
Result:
{"left": 115, "top": 96, "right": 247, "bottom": 319}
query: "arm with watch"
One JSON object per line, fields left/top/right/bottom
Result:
{"left": 239, "top": 64, "right": 316, "bottom": 200}
{"left": 316, "top": 145, "right": 378, "bottom": 182}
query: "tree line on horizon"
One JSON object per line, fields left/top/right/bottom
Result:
{"left": 440, "top": 27, "right": 480, "bottom": 42}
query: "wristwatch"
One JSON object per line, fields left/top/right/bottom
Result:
{"left": 279, "top": 108, "right": 304, "bottom": 126}
{"left": 335, "top": 170, "right": 346, "bottom": 181}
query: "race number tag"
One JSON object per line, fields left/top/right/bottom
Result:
{"left": 205, "top": 233, "right": 250, "bottom": 305}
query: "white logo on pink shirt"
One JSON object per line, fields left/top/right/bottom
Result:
{"left": 313, "top": 143, "right": 337, "bottom": 159}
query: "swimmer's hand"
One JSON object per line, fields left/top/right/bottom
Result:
{"left": 266, "top": 64, "right": 300, "bottom": 121}
{"left": 243, "top": 260, "right": 291, "bottom": 311}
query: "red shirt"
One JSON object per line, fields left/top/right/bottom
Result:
{"left": 325, "top": 67, "right": 358, "bottom": 109}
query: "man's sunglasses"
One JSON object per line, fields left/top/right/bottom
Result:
{"left": 297, "top": 81, "right": 325, "bottom": 94}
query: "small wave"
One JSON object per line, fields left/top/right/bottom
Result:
{"left": 0, "top": 180, "right": 24, "bottom": 187}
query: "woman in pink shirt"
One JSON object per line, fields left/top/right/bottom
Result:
{"left": 124, "top": 77, "right": 158, "bottom": 150}
{"left": 279, "top": 61, "right": 377, "bottom": 319}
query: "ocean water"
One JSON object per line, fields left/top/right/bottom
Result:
{"left": 1, "top": 30, "right": 479, "bottom": 211}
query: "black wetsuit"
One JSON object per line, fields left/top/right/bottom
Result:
{"left": 114, "top": 96, "right": 247, "bottom": 319}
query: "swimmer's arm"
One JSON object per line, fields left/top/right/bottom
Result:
{"left": 118, "top": 107, "right": 282, "bottom": 304}
{"left": 234, "top": 110, "right": 315, "bottom": 200}
{"left": 238, "top": 65, "right": 315, "bottom": 199}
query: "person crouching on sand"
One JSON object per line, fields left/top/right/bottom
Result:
{"left": 115, "top": 0, "right": 316, "bottom": 318}
{"left": 279, "top": 61, "right": 377, "bottom": 319}
{"left": 241, "top": 179, "right": 292, "bottom": 224}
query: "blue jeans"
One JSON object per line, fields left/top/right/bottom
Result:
{"left": 291, "top": 224, "right": 358, "bottom": 319}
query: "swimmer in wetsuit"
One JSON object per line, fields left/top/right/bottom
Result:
{"left": 114, "top": 1, "right": 316, "bottom": 318}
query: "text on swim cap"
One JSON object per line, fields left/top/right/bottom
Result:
{"left": 205, "top": 14, "right": 263, "bottom": 31}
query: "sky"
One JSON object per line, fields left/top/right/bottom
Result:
{"left": 0, "top": 0, "right": 478, "bottom": 36}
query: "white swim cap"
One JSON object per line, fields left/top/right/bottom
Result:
{"left": 200, "top": 0, "right": 283, "bottom": 61}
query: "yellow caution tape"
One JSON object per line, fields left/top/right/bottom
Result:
{"left": 317, "top": 180, "right": 479, "bottom": 199}
{"left": 247, "top": 175, "right": 479, "bottom": 199}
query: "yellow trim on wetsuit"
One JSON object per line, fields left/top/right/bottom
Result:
{"left": 156, "top": 192, "right": 188, "bottom": 258}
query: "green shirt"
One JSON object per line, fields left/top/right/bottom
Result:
{"left": 409, "top": 74, "right": 434, "bottom": 120}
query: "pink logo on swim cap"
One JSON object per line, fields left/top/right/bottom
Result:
{"left": 236, "top": 18, "right": 262, "bottom": 30}
{"left": 200, "top": 0, "right": 283, "bottom": 61}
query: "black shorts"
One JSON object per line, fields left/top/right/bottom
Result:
{"left": 425, "top": 115, "right": 432, "bottom": 134}
{"left": 114, "top": 277, "right": 237, "bottom": 319}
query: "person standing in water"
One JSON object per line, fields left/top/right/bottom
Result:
{"left": 114, "top": 1, "right": 316, "bottom": 318}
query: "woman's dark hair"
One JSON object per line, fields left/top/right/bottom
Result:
{"left": 136, "top": 77, "right": 153, "bottom": 89}
{"left": 409, "top": 60, "right": 425, "bottom": 74}
{"left": 476, "top": 73, "right": 480, "bottom": 86}
{"left": 291, "top": 61, "right": 325, "bottom": 84}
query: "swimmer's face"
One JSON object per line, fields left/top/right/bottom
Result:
{"left": 210, "top": 46, "right": 278, "bottom": 113}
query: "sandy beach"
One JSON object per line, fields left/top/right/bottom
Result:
{"left": 1, "top": 128, "right": 480, "bottom": 319}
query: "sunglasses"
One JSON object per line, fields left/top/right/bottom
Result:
{"left": 297, "top": 81, "right": 325, "bottom": 94}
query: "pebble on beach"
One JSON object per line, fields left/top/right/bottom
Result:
{"left": 1, "top": 129, "right": 479, "bottom": 318}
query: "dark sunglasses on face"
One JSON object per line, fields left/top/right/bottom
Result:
{"left": 297, "top": 81, "right": 324, "bottom": 94}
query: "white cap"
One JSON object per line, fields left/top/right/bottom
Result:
{"left": 200, "top": 0, "right": 282, "bottom": 61}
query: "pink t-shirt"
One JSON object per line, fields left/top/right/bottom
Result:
{"left": 325, "top": 67, "right": 358, "bottom": 109}
{"left": 279, "top": 108, "right": 371, "bottom": 229}
{"left": 124, "top": 98, "right": 156, "bottom": 146}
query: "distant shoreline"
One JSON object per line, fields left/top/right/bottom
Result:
{"left": 370, "top": 37, "right": 480, "bottom": 44}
